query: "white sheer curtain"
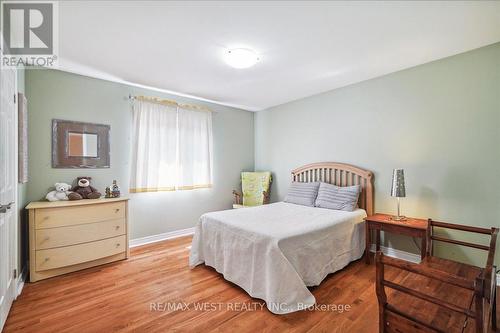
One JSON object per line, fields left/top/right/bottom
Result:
{"left": 177, "top": 107, "right": 213, "bottom": 189}
{"left": 130, "top": 100, "right": 177, "bottom": 192}
{"left": 129, "top": 100, "right": 213, "bottom": 193}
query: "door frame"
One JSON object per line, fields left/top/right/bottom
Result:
{"left": 0, "top": 32, "right": 20, "bottom": 332}
{"left": 13, "top": 65, "right": 19, "bottom": 298}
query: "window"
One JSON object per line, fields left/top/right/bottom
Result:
{"left": 129, "top": 99, "right": 213, "bottom": 193}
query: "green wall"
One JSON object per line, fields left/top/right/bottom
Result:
{"left": 25, "top": 70, "right": 255, "bottom": 239}
{"left": 255, "top": 42, "right": 500, "bottom": 266}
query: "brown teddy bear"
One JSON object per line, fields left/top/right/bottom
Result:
{"left": 68, "top": 176, "right": 102, "bottom": 200}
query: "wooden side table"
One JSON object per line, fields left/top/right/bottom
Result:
{"left": 364, "top": 213, "right": 428, "bottom": 264}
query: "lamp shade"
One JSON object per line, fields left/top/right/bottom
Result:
{"left": 391, "top": 169, "right": 406, "bottom": 197}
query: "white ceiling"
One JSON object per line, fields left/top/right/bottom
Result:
{"left": 58, "top": 1, "right": 500, "bottom": 111}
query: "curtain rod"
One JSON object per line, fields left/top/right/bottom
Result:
{"left": 128, "top": 94, "right": 216, "bottom": 113}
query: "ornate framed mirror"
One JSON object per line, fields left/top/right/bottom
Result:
{"left": 52, "top": 119, "right": 110, "bottom": 168}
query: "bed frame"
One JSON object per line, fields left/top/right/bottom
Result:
{"left": 291, "top": 162, "right": 374, "bottom": 215}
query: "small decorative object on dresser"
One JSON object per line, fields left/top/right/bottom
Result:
{"left": 105, "top": 186, "right": 112, "bottom": 198}
{"left": 364, "top": 213, "right": 428, "bottom": 264}
{"left": 26, "top": 197, "right": 129, "bottom": 282}
{"left": 45, "top": 182, "right": 73, "bottom": 202}
{"left": 68, "top": 176, "right": 102, "bottom": 200}
{"left": 111, "top": 180, "right": 121, "bottom": 198}
{"left": 390, "top": 168, "right": 406, "bottom": 221}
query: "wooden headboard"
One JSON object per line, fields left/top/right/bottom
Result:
{"left": 291, "top": 162, "right": 374, "bottom": 215}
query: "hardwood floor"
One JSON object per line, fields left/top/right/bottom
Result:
{"left": 4, "top": 236, "right": 499, "bottom": 333}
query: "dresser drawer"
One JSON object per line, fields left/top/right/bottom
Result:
{"left": 35, "top": 235, "right": 126, "bottom": 272}
{"left": 35, "top": 219, "right": 126, "bottom": 250}
{"left": 35, "top": 202, "right": 126, "bottom": 229}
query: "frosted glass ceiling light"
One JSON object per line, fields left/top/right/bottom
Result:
{"left": 224, "top": 48, "right": 260, "bottom": 69}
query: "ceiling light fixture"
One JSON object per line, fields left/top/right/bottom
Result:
{"left": 224, "top": 48, "right": 260, "bottom": 69}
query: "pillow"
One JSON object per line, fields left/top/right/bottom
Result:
{"left": 314, "top": 182, "right": 360, "bottom": 212}
{"left": 284, "top": 182, "right": 320, "bottom": 207}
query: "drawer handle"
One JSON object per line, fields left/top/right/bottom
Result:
{"left": 115, "top": 208, "right": 120, "bottom": 213}
{"left": 44, "top": 216, "right": 49, "bottom": 220}
{"left": 116, "top": 243, "right": 121, "bottom": 247}
{"left": 43, "top": 236, "right": 50, "bottom": 241}
{"left": 44, "top": 257, "right": 50, "bottom": 262}
{"left": 115, "top": 226, "right": 120, "bottom": 230}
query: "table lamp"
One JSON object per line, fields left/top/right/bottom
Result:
{"left": 390, "top": 168, "right": 406, "bottom": 221}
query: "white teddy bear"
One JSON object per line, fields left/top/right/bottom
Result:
{"left": 45, "top": 183, "right": 73, "bottom": 202}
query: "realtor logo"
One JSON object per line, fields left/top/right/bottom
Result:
{"left": 1, "top": 1, "right": 58, "bottom": 67}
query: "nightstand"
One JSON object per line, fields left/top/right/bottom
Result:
{"left": 364, "top": 213, "right": 428, "bottom": 264}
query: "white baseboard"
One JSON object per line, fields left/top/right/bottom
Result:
{"left": 130, "top": 227, "right": 195, "bottom": 248}
{"left": 16, "top": 268, "right": 26, "bottom": 298}
{"left": 371, "top": 245, "right": 500, "bottom": 286}
{"left": 370, "top": 244, "right": 421, "bottom": 263}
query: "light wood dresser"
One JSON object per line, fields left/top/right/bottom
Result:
{"left": 26, "top": 197, "right": 129, "bottom": 282}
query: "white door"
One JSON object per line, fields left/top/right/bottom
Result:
{"left": 0, "top": 46, "right": 18, "bottom": 331}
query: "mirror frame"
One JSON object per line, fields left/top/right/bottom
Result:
{"left": 52, "top": 119, "right": 110, "bottom": 168}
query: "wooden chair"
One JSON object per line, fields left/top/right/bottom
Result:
{"left": 375, "top": 220, "right": 498, "bottom": 333}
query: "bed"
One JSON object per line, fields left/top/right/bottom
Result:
{"left": 189, "top": 162, "right": 374, "bottom": 314}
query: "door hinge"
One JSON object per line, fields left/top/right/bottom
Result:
{"left": 13, "top": 94, "right": 16, "bottom": 104}
{"left": 13, "top": 269, "right": 17, "bottom": 279}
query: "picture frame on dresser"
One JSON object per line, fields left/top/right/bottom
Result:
{"left": 26, "top": 197, "right": 129, "bottom": 282}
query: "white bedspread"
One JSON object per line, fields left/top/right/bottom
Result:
{"left": 189, "top": 202, "right": 366, "bottom": 314}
